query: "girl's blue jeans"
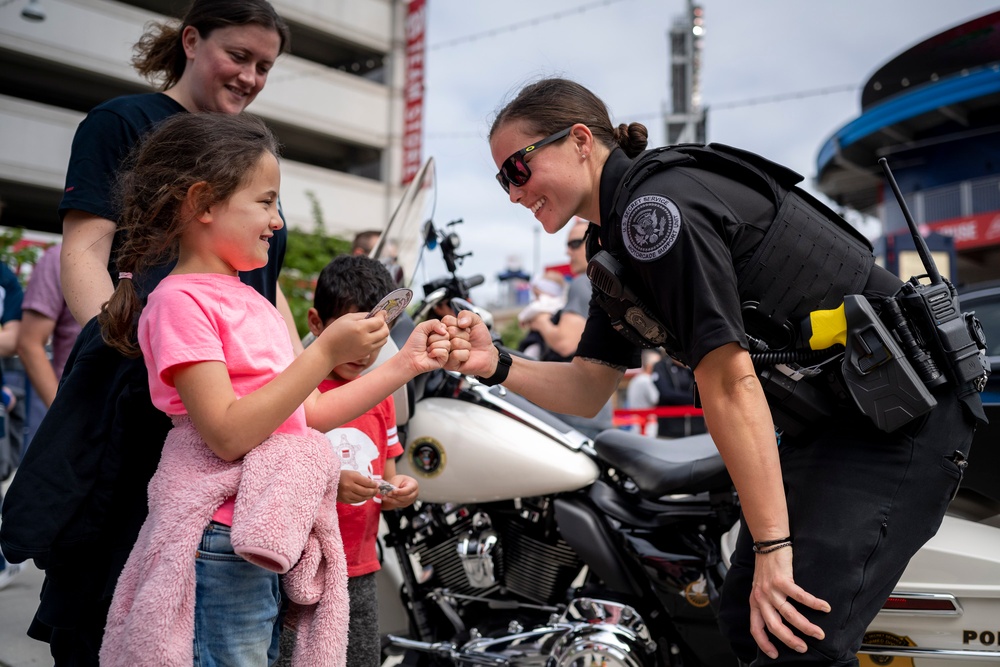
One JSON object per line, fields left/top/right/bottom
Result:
{"left": 193, "top": 522, "right": 281, "bottom": 667}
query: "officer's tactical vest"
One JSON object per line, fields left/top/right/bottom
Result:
{"left": 601, "top": 143, "right": 876, "bottom": 354}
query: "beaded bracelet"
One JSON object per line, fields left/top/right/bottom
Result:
{"left": 752, "top": 536, "right": 793, "bottom": 554}
{"left": 753, "top": 541, "right": 792, "bottom": 554}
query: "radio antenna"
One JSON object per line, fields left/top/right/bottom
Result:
{"left": 879, "top": 157, "right": 942, "bottom": 285}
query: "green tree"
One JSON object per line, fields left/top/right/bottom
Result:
{"left": 498, "top": 315, "right": 525, "bottom": 351}
{"left": 279, "top": 191, "right": 351, "bottom": 336}
{"left": 0, "top": 228, "right": 45, "bottom": 285}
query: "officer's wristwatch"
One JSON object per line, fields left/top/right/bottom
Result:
{"left": 476, "top": 343, "right": 511, "bottom": 386}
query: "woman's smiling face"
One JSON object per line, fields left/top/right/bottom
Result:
{"left": 490, "top": 121, "right": 589, "bottom": 235}
{"left": 182, "top": 23, "right": 281, "bottom": 114}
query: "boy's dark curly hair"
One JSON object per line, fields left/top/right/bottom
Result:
{"left": 313, "top": 254, "right": 395, "bottom": 323}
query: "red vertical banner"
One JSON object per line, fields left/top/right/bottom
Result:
{"left": 402, "top": 0, "right": 426, "bottom": 185}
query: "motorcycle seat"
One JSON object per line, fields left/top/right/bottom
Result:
{"left": 593, "top": 430, "right": 730, "bottom": 498}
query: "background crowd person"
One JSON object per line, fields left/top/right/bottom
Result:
{"left": 16, "top": 244, "right": 82, "bottom": 410}
{"left": 0, "top": 2, "right": 296, "bottom": 663}
{"left": 625, "top": 349, "right": 660, "bottom": 410}
{"left": 524, "top": 218, "right": 589, "bottom": 361}
{"left": 517, "top": 270, "right": 565, "bottom": 359}
{"left": 447, "top": 76, "right": 980, "bottom": 666}
{"left": 352, "top": 230, "right": 404, "bottom": 287}
{"left": 0, "top": 260, "right": 22, "bottom": 591}
{"left": 523, "top": 218, "right": 613, "bottom": 437}
{"left": 624, "top": 349, "right": 660, "bottom": 435}
{"left": 352, "top": 230, "right": 382, "bottom": 256}
{"left": 652, "top": 356, "right": 706, "bottom": 438}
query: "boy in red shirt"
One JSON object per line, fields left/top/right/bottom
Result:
{"left": 305, "top": 254, "right": 419, "bottom": 666}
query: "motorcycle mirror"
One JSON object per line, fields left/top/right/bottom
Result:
{"left": 450, "top": 297, "right": 475, "bottom": 314}
{"left": 423, "top": 220, "right": 438, "bottom": 250}
{"left": 450, "top": 298, "right": 495, "bottom": 332}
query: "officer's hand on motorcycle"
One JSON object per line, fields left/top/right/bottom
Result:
{"left": 317, "top": 311, "right": 389, "bottom": 366}
{"left": 749, "top": 546, "right": 830, "bottom": 659}
{"left": 338, "top": 470, "right": 378, "bottom": 504}
{"left": 381, "top": 474, "right": 419, "bottom": 509}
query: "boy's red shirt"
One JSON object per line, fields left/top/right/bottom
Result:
{"left": 319, "top": 378, "right": 402, "bottom": 577}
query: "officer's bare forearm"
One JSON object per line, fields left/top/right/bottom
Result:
{"left": 532, "top": 311, "right": 586, "bottom": 358}
{"left": 503, "top": 355, "right": 622, "bottom": 417}
{"left": 694, "top": 343, "right": 788, "bottom": 542}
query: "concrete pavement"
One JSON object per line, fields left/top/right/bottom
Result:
{"left": 1, "top": 471, "right": 52, "bottom": 667}
{"left": 0, "top": 559, "right": 49, "bottom": 667}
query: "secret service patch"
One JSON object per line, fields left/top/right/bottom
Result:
{"left": 621, "top": 195, "right": 681, "bottom": 262}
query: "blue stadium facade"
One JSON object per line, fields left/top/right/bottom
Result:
{"left": 816, "top": 10, "right": 1000, "bottom": 285}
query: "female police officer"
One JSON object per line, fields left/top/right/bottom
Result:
{"left": 444, "top": 78, "right": 980, "bottom": 665}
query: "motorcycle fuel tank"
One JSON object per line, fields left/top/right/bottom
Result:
{"left": 398, "top": 397, "right": 600, "bottom": 503}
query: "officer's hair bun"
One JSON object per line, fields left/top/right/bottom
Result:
{"left": 613, "top": 122, "right": 648, "bottom": 157}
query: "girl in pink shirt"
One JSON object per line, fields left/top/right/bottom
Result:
{"left": 96, "top": 112, "right": 451, "bottom": 666}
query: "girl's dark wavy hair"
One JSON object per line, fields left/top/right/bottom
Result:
{"left": 133, "top": 0, "right": 291, "bottom": 89}
{"left": 99, "top": 112, "right": 280, "bottom": 357}
{"left": 489, "top": 77, "right": 648, "bottom": 158}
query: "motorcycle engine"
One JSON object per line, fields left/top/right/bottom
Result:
{"left": 408, "top": 498, "right": 582, "bottom": 604}
{"left": 391, "top": 499, "right": 664, "bottom": 666}
{"left": 396, "top": 597, "right": 658, "bottom": 667}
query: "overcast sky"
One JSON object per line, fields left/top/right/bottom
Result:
{"left": 412, "top": 0, "right": 999, "bottom": 306}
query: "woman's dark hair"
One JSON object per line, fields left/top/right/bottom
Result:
{"left": 100, "top": 112, "right": 280, "bottom": 356}
{"left": 489, "top": 78, "right": 648, "bottom": 158}
{"left": 133, "top": 0, "right": 291, "bottom": 89}
{"left": 313, "top": 255, "right": 396, "bottom": 323}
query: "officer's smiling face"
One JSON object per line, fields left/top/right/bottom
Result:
{"left": 490, "top": 121, "right": 588, "bottom": 235}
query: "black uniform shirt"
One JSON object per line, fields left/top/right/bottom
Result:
{"left": 577, "top": 147, "right": 778, "bottom": 370}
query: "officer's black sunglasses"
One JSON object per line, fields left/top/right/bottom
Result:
{"left": 495, "top": 126, "right": 574, "bottom": 194}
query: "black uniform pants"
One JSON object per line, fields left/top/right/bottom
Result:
{"left": 718, "top": 388, "right": 975, "bottom": 666}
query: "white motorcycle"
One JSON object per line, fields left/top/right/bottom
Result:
{"left": 372, "top": 158, "right": 1000, "bottom": 666}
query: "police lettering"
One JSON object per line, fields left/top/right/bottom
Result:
{"left": 962, "top": 630, "right": 999, "bottom": 645}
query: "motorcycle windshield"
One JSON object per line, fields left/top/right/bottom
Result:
{"left": 372, "top": 157, "right": 436, "bottom": 290}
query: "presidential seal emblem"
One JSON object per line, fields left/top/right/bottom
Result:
{"left": 621, "top": 195, "right": 681, "bottom": 262}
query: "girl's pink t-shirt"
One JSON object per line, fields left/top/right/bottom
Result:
{"left": 138, "top": 273, "right": 307, "bottom": 524}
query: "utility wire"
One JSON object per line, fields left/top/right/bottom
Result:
{"left": 271, "top": 0, "right": 633, "bottom": 84}
{"left": 709, "top": 83, "right": 858, "bottom": 110}
{"left": 427, "top": 83, "right": 859, "bottom": 139}
{"left": 429, "top": 0, "right": 632, "bottom": 50}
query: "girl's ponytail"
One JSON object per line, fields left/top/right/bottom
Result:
{"left": 99, "top": 267, "right": 143, "bottom": 358}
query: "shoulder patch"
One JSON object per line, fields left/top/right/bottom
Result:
{"left": 621, "top": 195, "right": 681, "bottom": 262}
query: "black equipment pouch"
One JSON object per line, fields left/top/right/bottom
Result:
{"left": 841, "top": 294, "right": 937, "bottom": 431}
{"left": 757, "top": 366, "right": 836, "bottom": 437}
{"left": 586, "top": 250, "right": 674, "bottom": 349}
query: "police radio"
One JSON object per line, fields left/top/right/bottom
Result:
{"left": 877, "top": 158, "right": 988, "bottom": 393}
{"left": 839, "top": 159, "right": 989, "bottom": 431}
